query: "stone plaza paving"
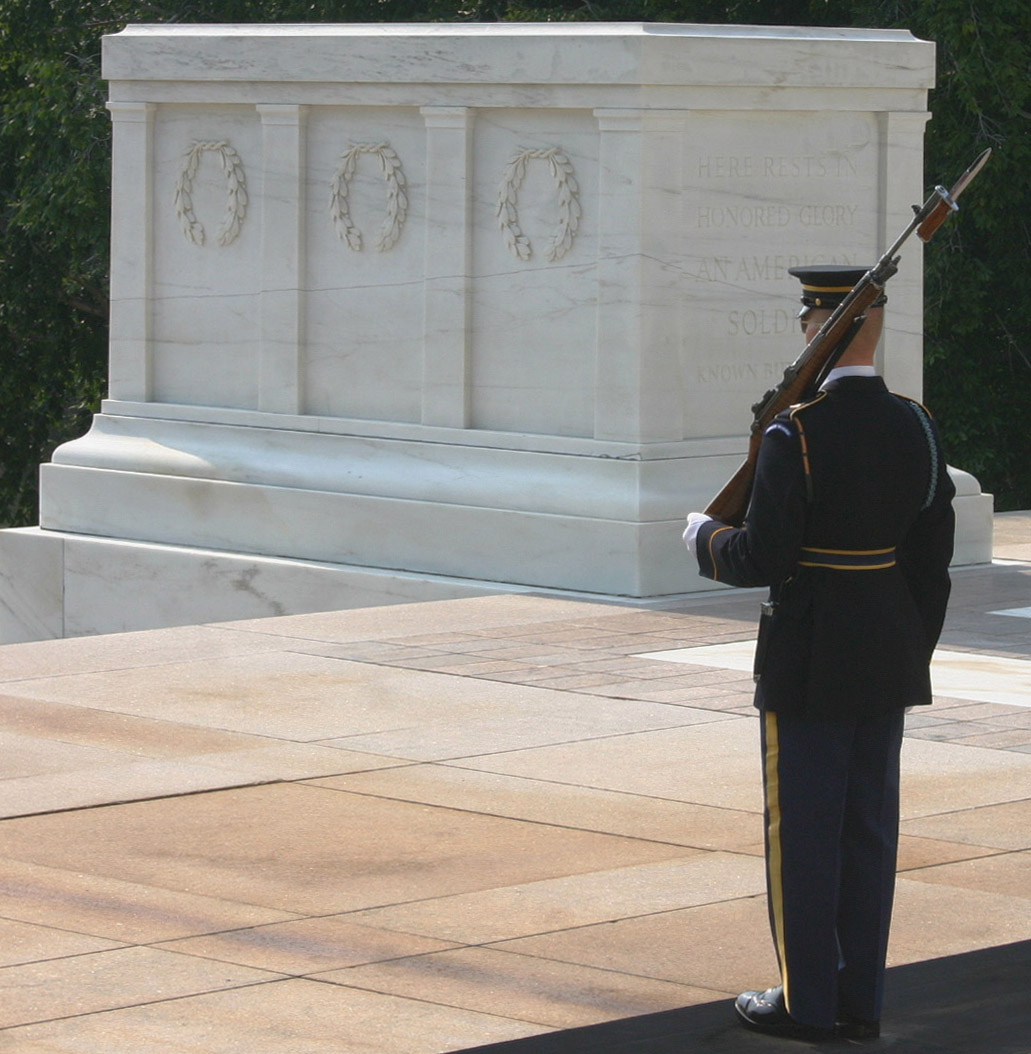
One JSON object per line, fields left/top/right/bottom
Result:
{"left": 0, "top": 512, "right": 1028, "bottom": 1052}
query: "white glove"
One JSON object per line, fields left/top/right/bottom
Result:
{"left": 683, "top": 512, "right": 713, "bottom": 556}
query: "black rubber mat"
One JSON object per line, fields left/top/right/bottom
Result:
{"left": 454, "top": 940, "right": 1031, "bottom": 1053}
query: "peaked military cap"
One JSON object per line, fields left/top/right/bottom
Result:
{"left": 788, "top": 264, "right": 886, "bottom": 320}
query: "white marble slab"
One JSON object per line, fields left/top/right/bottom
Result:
{"left": 0, "top": 528, "right": 64, "bottom": 644}
{"left": 640, "top": 641, "right": 1031, "bottom": 709}
{"left": 60, "top": 534, "right": 507, "bottom": 638}
{"left": 102, "top": 24, "right": 934, "bottom": 91}
{"left": 950, "top": 467, "right": 995, "bottom": 565}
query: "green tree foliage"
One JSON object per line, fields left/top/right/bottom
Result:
{"left": 886, "top": 0, "right": 1031, "bottom": 512}
{"left": 0, "top": 1, "right": 111, "bottom": 526}
{"left": 1, "top": 0, "right": 1028, "bottom": 529}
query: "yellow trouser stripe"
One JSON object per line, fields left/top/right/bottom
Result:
{"left": 764, "top": 711, "right": 790, "bottom": 1010}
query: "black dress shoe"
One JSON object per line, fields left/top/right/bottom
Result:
{"left": 735, "top": 986, "right": 837, "bottom": 1041}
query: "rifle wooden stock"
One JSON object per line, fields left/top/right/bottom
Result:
{"left": 706, "top": 434, "right": 762, "bottom": 525}
{"left": 704, "top": 280, "right": 884, "bottom": 527}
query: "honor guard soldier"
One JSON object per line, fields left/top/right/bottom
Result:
{"left": 684, "top": 263, "right": 956, "bottom": 1041}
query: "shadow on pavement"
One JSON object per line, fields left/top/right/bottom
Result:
{"left": 455, "top": 940, "right": 1031, "bottom": 1053}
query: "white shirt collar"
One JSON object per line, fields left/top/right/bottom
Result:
{"left": 820, "top": 365, "right": 877, "bottom": 390}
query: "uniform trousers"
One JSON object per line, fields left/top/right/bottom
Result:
{"left": 760, "top": 707, "right": 905, "bottom": 1029}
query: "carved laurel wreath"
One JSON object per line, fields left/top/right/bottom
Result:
{"left": 329, "top": 142, "right": 409, "bottom": 252}
{"left": 174, "top": 140, "right": 248, "bottom": 247}
{"left": 497, "top": 147, "right": 581, "bottom": 263}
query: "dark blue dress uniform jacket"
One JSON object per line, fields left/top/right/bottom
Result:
{"left": 695, "top": 375, "right": 955, "bottom": 719}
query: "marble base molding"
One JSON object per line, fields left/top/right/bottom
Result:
{"left": 0, "top": 492, "right": 991, "bottom": 644}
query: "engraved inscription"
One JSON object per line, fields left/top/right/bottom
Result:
{"left": 697, "top": 205, "right": 791, "bottom": 229}
{"left": 685, "top": 127, "right": 871, "bottom": 360}
{"left": 798, "top": 204, "right": 858, "bottom": 227}
{"left": 696, "top": 154, "right": 858, "bottom": 180}
{"left": 695, "top": 204, "right": 857, "bottom": 229}
{"left": 727, "top": 309, "right": 793, "bottom": 337}
{"left": 696, "top": 359, "right": 795, "bottom": 385}
{"left": 691, "top": 254, "right": 859, "bottom": 283}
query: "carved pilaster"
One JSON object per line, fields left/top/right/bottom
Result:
{"left": 421, "top": 106, "right": 472, "bottom": 428}
{"left": 257, "top": 104, "right": 306, "bottom": 414}
{"left": 593, "top": 110, "right": 684, "bottom": 443}
{"left": 106, "top": 102, "right": 155, "bottom": 401}
{"left": 878, "top": 110, "right": 932, "bottom": 399}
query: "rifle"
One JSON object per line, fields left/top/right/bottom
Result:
{"left": 704, "top": 148, "right": 992, "bottom": 527}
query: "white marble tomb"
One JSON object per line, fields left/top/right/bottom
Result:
{"left": 0, "top": 23, "right": 993, "bottom": 643}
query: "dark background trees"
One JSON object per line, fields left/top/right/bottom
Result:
{"left": 2, "top": 0, "right": 1028, "bottom": 528}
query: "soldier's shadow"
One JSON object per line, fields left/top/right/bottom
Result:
{"left": 455, "top": 939, "right": 1031, "bottom": 1053}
